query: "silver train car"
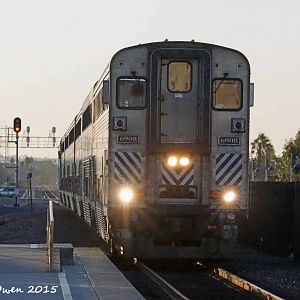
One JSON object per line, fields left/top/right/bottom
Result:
{"left": 59, "top": 41, "right": 254, "bottom": 258}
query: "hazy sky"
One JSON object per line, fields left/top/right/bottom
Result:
{"left": 0, "top": 0, "right": 299, "bottom": 158}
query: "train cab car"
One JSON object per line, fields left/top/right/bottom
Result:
{"left": 59, "top": 41, "right": 253, "bottom": 258}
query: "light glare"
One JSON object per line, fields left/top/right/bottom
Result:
{"left": 179, "top": 157, "right": 190, "bottom": 167}
{"left": 167, "top": 156, "right": 178, "bottom": 167}
{"left": 224, "top": 191, "right": 235, "bottom": 202}
{"left": 119, "top": 188, "right": 133, "bottom": 203}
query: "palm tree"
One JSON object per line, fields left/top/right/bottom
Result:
{"left": 251, "top": 133, "right": 274, "bottom": 159}
{"left": 251, "top": 133, "right": 275, "bottom": 181}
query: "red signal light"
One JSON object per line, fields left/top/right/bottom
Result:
{"left": 13, "top": 117, "right": 21, "bottom": 133}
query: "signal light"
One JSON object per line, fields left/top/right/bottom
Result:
{"left": 13, "top": 117, "right": 21, "bottom": 133}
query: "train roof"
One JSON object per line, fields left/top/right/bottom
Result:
{"left": 111, "top": 40, "right": 250, "bottom": 65}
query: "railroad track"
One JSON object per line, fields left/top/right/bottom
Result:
{"left": 43, "top": 189, "right": 60, "bottom": 201}
{"left": 135, "top": 261, "right": 189, "bottom": 300}
{"left": 19, "top": 188, "right": 58, "bottom": 201}
{"left": 134, "top": 260, "right": 284, "bottom": 300}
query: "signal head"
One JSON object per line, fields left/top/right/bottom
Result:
{"left": 13, "top": 117, "right": 21, "bottom": 133}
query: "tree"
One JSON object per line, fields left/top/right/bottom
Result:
{"left": 0, "top": 163, "right": 6, "bottom": 184}
{"left": 24, "top": 156, "right": 34, "bottom": 168}
{"left": 278, "top": 130, "right": 300, "bottom": 181}
{"left": 251, "top": 133, "right": 276, "bottom": 181}
{"left": 18, "top": 158, "right": 58, "bottom": 187}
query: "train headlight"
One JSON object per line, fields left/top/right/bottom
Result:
{"left": 223, "top": 191, "right": 236, "bottom": 203}
{"left": 179, "top": 157, "right": 190, "bottom": 167}
{"left": 119, "top": 187, "right": 134, "bottom": 203}
{"left": 167, "top": 156, "right": 178, "bottom": 167}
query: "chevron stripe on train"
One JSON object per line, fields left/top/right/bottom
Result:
{"left": 216, "top": 153, "right": 243, "bottom": 185}
{"left": 161, "top": 161, "right": 194, "bottom": 185}
{"left": 114, "top": 152, "right": 142, "bottom": 185}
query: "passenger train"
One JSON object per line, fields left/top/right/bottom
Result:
{"left": 59, "top": 41, "right": 254, "bottom": 258}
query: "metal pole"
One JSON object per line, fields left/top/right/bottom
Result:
{"left": 47, "top": 200, "right": 54, "bottom": 272}
{"left": 290, "top": 153, "right": 293, "bottom": 182}
{"left": 14, "top": 132, "right": 19, "bottom": 207}
{"left": 264, "top": 156, "right": 268, "bottom": 182}
{"left": 29, "top": 177, "right": 33, "bottom": 210}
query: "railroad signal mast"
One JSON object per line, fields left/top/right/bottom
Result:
{"left": 13, "top": 117, "right": 21, "bottom": 207}
{"left": 0, "top": 119, "right": 59, "bottom": 208}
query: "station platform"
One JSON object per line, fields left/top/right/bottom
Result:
{"left": 0, "top": 245, "right": 144, "bottom": 300}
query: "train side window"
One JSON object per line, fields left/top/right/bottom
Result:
{"left": 101, "top": 88, "right": 109, "bottom": 111}
{"left": 93, "top": 89, "right": 103, "bottom": 122}
{"left": 82, "top": 104, "right": 92, "bottom": 130}
{"left": 60, "top": 142, "right": 64, "bottom": 153}
{"left": 213, "top": 79, "right": 242, "bottom": 110}
{"left": 117, "top": 78, "right": 146, "bottom": 109}
{"left": 168, "top": 62, "right": 192, "bottom": 92}
{"left": 65, "top": 136, "right": 69, "bottom": 149}
{"left": 93, "top": 88, "right": 108, "bottom": 122}
{"left": 75, "top": 118, "right": 81, "bottom": 140}
{"left": 69, "top": 127, "right": 74, "bottom": 145}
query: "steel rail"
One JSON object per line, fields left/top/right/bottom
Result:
{"left": 136, "top": 262, "right": 190, "bottom": 300}
{"left": 44, "top": 189, "right": 59, "bottom": 201}
{"left": 215, "top": 268, "right": 284, "bottom": 300}
{"left": 48, "top": 190, "right": 60, "bottom": 200}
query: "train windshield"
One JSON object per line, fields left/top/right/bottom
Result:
{"left": 117, "top": 78, "right": 146, "bottom": 108}
{"left": 213, "top": 79, "right": 242, "bottom": 110}
{"left": 168, "top": 61, "right": 192, "bottom": 92}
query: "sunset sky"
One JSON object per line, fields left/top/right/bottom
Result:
{"left": 0, "top": 0, "right": 299, "bottom": 158}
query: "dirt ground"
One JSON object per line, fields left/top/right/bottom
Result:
{"left": 0, "top": 199, "right": 106, "bottom": 249}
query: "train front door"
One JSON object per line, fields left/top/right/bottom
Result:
{"left": 160, "top": 59, "right": 199, "bottom": 143}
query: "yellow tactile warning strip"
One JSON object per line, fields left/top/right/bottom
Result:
{"left": 214, "top": 268, "right": 284, "bottom": 300}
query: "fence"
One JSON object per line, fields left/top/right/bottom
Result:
{"left": 293, "top": 182, "right": 300, "bottom": 260}
{"left": 240, "top": 182, "right": 298, "bottom": 256}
